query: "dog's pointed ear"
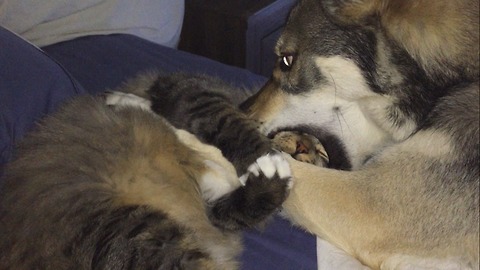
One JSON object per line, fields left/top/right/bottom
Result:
{"left": 321, "top": 0, "right": 381, "bottom": 25}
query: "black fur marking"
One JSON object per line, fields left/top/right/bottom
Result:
{"left": 216, "top": 112, "right": 238, "bottom": 132}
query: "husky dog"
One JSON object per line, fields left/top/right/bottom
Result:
{"left": 240, "top": 0, "right": 479, "bottom": 269}
{"left": 0, "top": 74, "right": 291, "bottom": 269}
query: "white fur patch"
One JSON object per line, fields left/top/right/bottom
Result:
{"left": 104, "top": 91, "right": 152, "bottom": 111}
{"left": 200, "top": 160, "right": 240, "bottom": 202}
{"left": 239, "top": 153, "right": 293, "bottom": 189}
{"left": 315, "top": 56, "right": 373, "bottom": 101}
{"left": 359, "top": 96, "right": 417, "bottom": 142}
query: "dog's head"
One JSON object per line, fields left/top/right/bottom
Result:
{"left": 241, "top": 0, "right": 479, "bottom": 169}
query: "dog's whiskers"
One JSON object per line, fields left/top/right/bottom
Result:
{"left": 329, "top": 72, "right": 346, "bottom": 140}
{"left": 338, "top": 108, "right": 354, "bottom": 137}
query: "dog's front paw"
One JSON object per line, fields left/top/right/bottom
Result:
{"left": 272, "top": 131, "right": 329, "bottom": 167}
{"left": 103, "top": 91, "right": 152, "bottom": 111}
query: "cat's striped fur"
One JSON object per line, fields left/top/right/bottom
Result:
{"left": 0, "top": 73, "right": 291, "bottom": 269}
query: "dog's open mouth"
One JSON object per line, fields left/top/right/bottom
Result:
{"left": 268, "top": 126, "right": 351, "bottom": 170}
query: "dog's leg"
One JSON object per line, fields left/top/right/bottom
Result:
{"left": 282, "top": 159, "right": 385, "bottom": 266}
{"left": 272, "top": 126, "right": 478, "bottom": 269}
{"left": 283, "top": 156, "right": 478, "bottom": 270}
{"left": 272, "top": 131, "right": 387, "bottom": 266}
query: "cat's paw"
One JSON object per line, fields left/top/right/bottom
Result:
{"left": 239, "top": 151, "right": 293, "bottom": 189}
{"left": 208, "top": 152, "right": 292, "bottom": 230}
{"left": 103, "top": 91, "right": 152, "bottom": 111}
{"left": 272, "top": 131, "right": 329, "bottom": 167}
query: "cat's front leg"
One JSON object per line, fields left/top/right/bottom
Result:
{"left": 104, "top": 77, "right": 294, "bottom": 231}
{"left": 272, "top": 131, "right": 329, "bottom": 167}
{"left": 144, "top": 74, "right": 295, "bottom": 230}
{"left": 208, "top": 151, "right": 292, "bottom": 231}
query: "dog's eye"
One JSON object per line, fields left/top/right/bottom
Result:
{"left": 280, "top": 54, "right": 294, "bottom": 71}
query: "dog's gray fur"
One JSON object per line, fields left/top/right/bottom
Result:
{"left": 241, "top": 0, "right": 479, "bottom": 268}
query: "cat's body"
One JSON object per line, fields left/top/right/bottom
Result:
{"left": 0, "top": 74, "right": 291, "bottom": 269}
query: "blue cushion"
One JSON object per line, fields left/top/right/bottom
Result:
{"left": 43, "top": 34, "right": 266, "bottom": 102}
{"left": 0, "top": 27, "right": 86, "bottom": 175}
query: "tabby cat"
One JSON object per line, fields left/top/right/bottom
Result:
{"left": 0, "top": 73, "right": 291, "bottom": 269}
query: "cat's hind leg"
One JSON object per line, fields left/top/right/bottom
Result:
{"left": 103, "top": 91, "right": 244, "bottom": 203}
{"left": 175, "top": 129, "right": 242, "bottom": 203}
